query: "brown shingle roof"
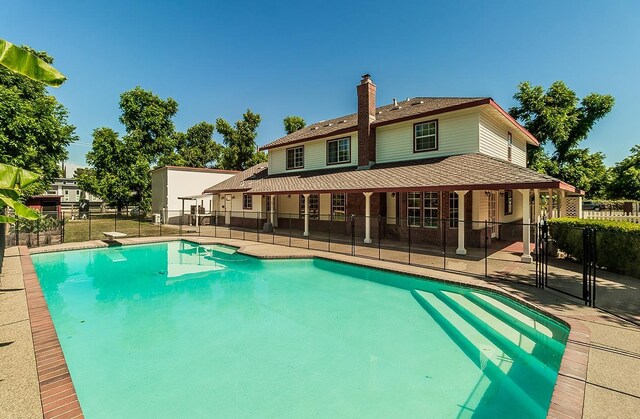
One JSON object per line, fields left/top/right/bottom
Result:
{"left": 204, "top": 154, "right": 581, "bottom": 195}
{"left": 203, "top": 162, "right": 268, "bottom": 193}
{"left": 261, "top": 97, "right": 490, "bottom": 150}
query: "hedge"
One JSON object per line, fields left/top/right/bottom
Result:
{"left": 547, "top": 218, "right": 640, "bottom": 278}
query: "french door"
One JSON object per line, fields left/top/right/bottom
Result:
{"left": 488, "top": 191, "right": 497, "bottom": 238}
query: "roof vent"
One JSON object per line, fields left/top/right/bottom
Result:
{"left": 406, "top": 97, "right": 410, "bottom": 101}
{"left": 392, "top": 98, "right": 398, "bottom": 106}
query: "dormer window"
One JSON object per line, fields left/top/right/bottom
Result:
{"left": 286, "top": 146, "right": 304, "bottom": 170}
{"left": 507, "top": 132, "right": 513, "bottom": 162}
{"left": 414, "top": 120, "right": 438, "bottom": 152}
{"left": 326, "top": 137, "right": 351, "bottom": 165}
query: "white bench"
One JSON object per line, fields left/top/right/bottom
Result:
{"left": 103, "top": 231, "right": 128, "bottom": 241}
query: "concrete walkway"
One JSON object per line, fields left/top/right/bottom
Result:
{"left": 3, "top": 237, "right": 640, "bottom": 418}
{"left": 0, "top": 247, "right": 42, "bottom": 418}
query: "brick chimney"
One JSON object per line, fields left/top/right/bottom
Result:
{"left": 357, "top": 74, "right": 376, "bottom": 168}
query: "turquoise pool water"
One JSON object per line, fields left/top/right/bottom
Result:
{"left": 32, "top": 241, "right": 568, "bottom": 418}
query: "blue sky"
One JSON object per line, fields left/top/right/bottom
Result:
{"left": 4, "top": 0, "right": 639, "bottom": 173}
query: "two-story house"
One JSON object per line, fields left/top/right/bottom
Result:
{"left": 45, "top": 177, "right": 103, "bottom": 210}
{"left": 204, "top": 75, "right": 582, "bottom": 262}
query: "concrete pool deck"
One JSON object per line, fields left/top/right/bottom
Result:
{"left": 2, "top": 237, "right": 639, "bottom": 418}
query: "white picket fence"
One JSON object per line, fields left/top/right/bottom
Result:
{"left": 583, "top": 210, "right": 640, "bottom": 223}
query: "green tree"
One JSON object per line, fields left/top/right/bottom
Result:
{"left": 81, "top": 88, "right": 184, "bottom": 211}
{"left": 73, "top": 167, "right": 94, "bottom": 179}
{"left": 78, "top": 128, "right": 134, "bottom": 212}
{"left": 0, "top": 46, "right": 77, "bottom": 194}
{"left": 554, "top": 148, "right": 611, "bottom": 199}
{"left": 608, "top": 145, "right": 640, "bottom": 200}
{"left": 283, "top": 115, "right": 306, "bottom": 134}
{"left": 509, "top": 81, "right": 614, "bottom": 196}
{"left": 216, "top": 110, "right": 266, "bottom": 170}
{"left": 119, "top": 87, "right": 178, "bottom": 159}
{"left": 159, "top": 122, "right": 222, "bottom": 168}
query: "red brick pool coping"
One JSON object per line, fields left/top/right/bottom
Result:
{"left": 19, "top": 246, "right": 84, "bottom": 419}
{"left": 23, "top": 238, "right": 591, "bottom": 418}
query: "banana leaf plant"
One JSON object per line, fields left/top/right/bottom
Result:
{"left": 0, "top": 39, "right": 66, "bottom": 86}
{"left": 0, "top": 163, "right": 40, "bottom": 223}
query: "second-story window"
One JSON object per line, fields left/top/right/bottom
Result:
{"left": 326, "top": 137, "right": 350, "bottom": 164}
{"left": 414, "top": 120, "right": 438, "bottom": 152}
{"left": 286, "top": 146, "right": 304, "bottom": 169}
{"left": 243, "top": 194, "right": 252, "bottom": 210}
{"left": 507, "top": 132, "right": 513, "bottom": 162}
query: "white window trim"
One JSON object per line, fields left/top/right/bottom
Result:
{"left": 242, "top": 193, "right": 252, "bottom": 210}
{"left": 286, "top": 146, "right": 304, "bottom": 170}
{"left": 326, "top": 137, "right": 351, "bottom": 165}
{"left": 423, "top": 191, "right": 439, "bottom": 228}
{"left": 414, "top": 120, "right": 438, "bottom": 152}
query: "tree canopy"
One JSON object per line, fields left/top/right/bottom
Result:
{"left": 78, "top": 88, "right": 180, "bottom": 211}
{"left": 216, "top": 110, "right": 266, "bottom": 170}
{"left": 509, "top": 81, "right": 614, "bottom": 197}
{"left": 0, "top": 46, "right": 77, "bottom": 194}
{"left": 283, "top": 115, "right": 306, "bottom": 134}
{"left": 607, "top": 145, "right": 640, "bottom": 200}
{"left": 158, "top": 122, "right": 222, "bottom": 168}
{"left": 81, "top": 87, "right": 265, "bottom": 210}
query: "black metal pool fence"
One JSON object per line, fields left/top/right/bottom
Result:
{"left": 4, "top": 210, "right": 639, "bottom": 312}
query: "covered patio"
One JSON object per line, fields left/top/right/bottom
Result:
{"left": 203, "top": 154, "right": 583, "bottom": 263}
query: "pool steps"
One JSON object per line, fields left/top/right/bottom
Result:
{"left": 411, "top": 289, "right": 546, "bottom": 418}
{"left": 437, "top": 291, "right": 556, "bottom": 383}
{"left": 464, "top": 292, "right": 565, "bottom": 364}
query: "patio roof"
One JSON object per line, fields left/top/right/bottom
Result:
{"left": 203, "top": 154, "right": 582, "bottom": 195}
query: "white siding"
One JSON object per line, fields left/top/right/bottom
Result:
{"left": 375, "top": 109, "right": 480, "bottom": 163}
{"left": 472, "top": 190, "right": 488, "bottom": 226}
{"left": 268, "top": 132, "right": 358, "bottom": 175}
{"left": 319, "top": 193, "right": 331, "bottom": 219}
{"left": 277, "top": 194, "right": 299, "bottom": 216}
{"left": 479, "top": 110, "right": 527, "bottom": 167}
{"left": 151, "top": 170, "right": 168, "bottom": 214}
{"left": 386, "top": 192, "right": 397, "bottom": 224}
{"left": 165, "top": 169, "right": 235, "bottom": 210}
{"left": 497, "top": 189, "right": 524, "bottom": 224}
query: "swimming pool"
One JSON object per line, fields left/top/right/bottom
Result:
{"left": 32, "top": 240, "right": 568, "bottom": 418}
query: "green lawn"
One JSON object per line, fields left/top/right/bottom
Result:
{"left": 63, "top": 216, "right": 184, "bottom": 243}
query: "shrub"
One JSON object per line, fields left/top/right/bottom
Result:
{"left": 547, "top": 218, "right": 640, "bottom": 278}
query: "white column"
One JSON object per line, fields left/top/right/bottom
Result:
{"left": 547, "top": 188, "right": 553, "bottom": 219}
{"left": 559, "top": 190, "right": 567, "bottom": 218}
{"left": 534, "top": 189, "right": 541, "bottom": 223}
{"left": 225, "top": 195, "right": 231, "bottom": 225}
{"left": 577, "top": 195, "right": 583, "bottom": 219}
{"left": 363, "top": 192, "right": 372, "bottom": 244}
{"left": 181, "top": 199, "right": 185, "bottom": 227}
{"left": 303, "top": 193, "right": 310, "bottom": 237}
{"left": 456, "top": 190, "right": 468, "bottom": 255}
{"left": 270, "top": 195, "right": 276, "bottom": 224}
{"left": 520, "top": 189, "right": 532, "bottom": 263}
{"left": 195, "top": 200, "right": 199, "bottom": 227}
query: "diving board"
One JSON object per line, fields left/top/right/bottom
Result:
{"left": 103, "top": 231, "right": 128, "bottom": 240}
